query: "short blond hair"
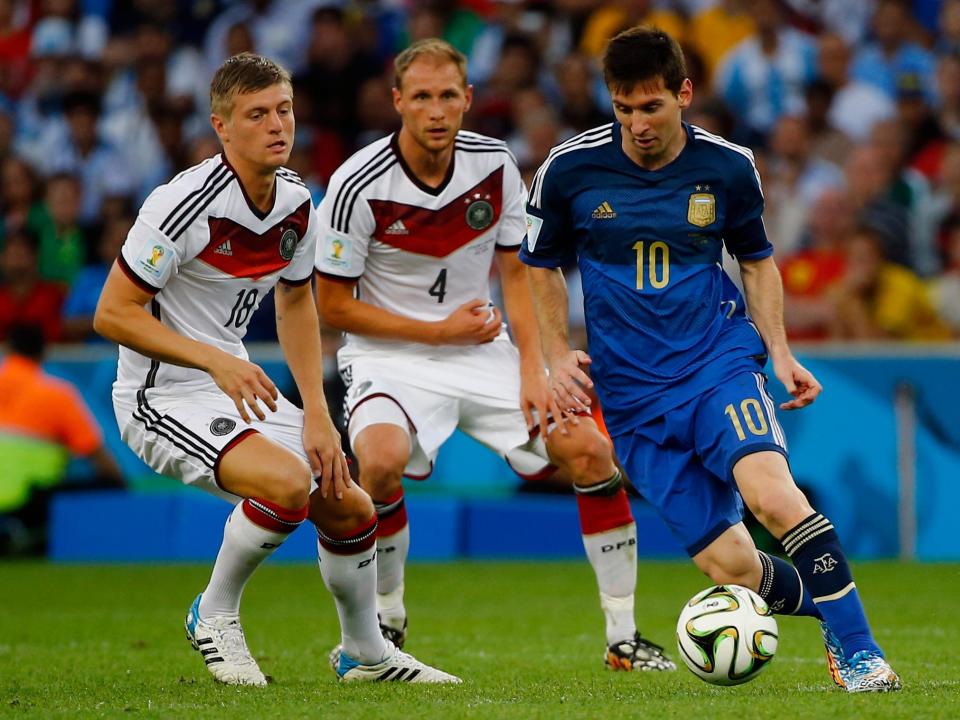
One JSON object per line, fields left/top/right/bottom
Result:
{"left": 210, "top": 52, "right": 292, "bottom": 117}
{"left": 394, "top": 39, "right": 468, "bottom": 90}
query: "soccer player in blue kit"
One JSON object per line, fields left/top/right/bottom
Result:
{"left": 521, "top": 26, "right": 900, "bottom": 693}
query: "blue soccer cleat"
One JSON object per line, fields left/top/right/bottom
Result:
{"left": 843, "top": 651, "right": 901, "bottom": 693}
{"left": 820, "top": 621, "right": 847, "bottom": 689}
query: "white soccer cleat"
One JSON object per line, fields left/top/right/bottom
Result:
{"left": 331, "top": 641, "right": 461, "bottom": 683}
{"left": 843, "top": 651, "right": 901, "bottom": 693}
{"left": 185, "top": 593, "right": 267, "bottom": 687}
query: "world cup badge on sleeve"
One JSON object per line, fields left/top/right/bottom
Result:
{"left": 687, "top": 191, "right": 716, "bottom": 228}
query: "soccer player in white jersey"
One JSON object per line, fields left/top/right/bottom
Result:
{"left": 94, "top": 53, "right": 458, "bottom": 686}
{"left": 314, "top": 39, "right": 675, "bottom": 673}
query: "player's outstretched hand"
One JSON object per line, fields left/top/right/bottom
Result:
{"left": 432, "top": 298, "right": 502, "bottom": 345}
{"left": 207, "top": 352, "right": 278, "bottom": 423}
{"left": 304, "top": 411, "right": 352, "bottom": 500}
{"left": 774, "top": 356, "right": 822, "bottom": 410}
{"left": 519, "top": 365, "right": 578, "bottom": 439}
{"left": 548, "top": 350, "right": 594, "bottom": 416}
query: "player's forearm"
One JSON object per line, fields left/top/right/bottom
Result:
{"left": 739, "top": 256, "right": 792, "bottom": 361}
{"left": 526, "top": 267, "right": 572, "bottom": 365}
{"left": 94, "top": 300, "right": 221, "bottom": 372}
{"left": 498, "top": 258, "right": 546, "bottom": 370}
{"left": 319, "top": 293, "right": 446, "bottom": 344}
{"left": 275, "top": 283, "right": 328, "bottom": 413}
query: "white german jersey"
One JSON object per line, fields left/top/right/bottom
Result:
{"left": 315, "top": 131, "right": 528, "bottom": 355}
{"left": 114, "top": 154, "right": 317, "bottom": 400}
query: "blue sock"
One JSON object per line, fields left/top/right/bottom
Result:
{"left": 757, "top": 551, "right": 822, "bottom": 619}
{"left": 782, "top": 513, "right": 882, "bottom": 658}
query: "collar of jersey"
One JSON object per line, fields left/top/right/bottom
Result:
{"left": 390, "top": 132, "right": 456, "bottom": 197}
{"left": 613, "top": 122, "right": 695, "bottom": 175}
{"left": 220, "top": 154, "right": 275, "bottom": 220}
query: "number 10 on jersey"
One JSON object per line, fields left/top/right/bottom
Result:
{"left": 633, "top": 241, "right": 669, "bottom": 290}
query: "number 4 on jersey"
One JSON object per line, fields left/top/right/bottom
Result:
{"left": 429, "top": 268, "right": 448, "bottom": 303}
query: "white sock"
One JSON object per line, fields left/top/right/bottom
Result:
{"left": 376, "top": 527, "right": 409, "bottom": 628}
{"left": 377, "top": 584, "right": 406, "bottom": 631}
{"left": 582, "top": 522, "right": 638, "bottom": 644}
{"left": 317, "top": 540, "right": 388, "bottom": 664}
{"left": 198, "top": 500, "right": 296, "bottom": 620}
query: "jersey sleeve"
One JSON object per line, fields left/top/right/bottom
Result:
{"left": 118, "top": 185, "right": 187, "bottom": 293}
{"left": 314, "top": 180, "right": 373, "bottom": 281}
{"left": 495, "top": 156, "right": 529, "bottom": 250}
{"left": 280, "top": 202, "right": 319, "bottom": 285}
{"left": 520, "top": 160, "right": 576, "bottom": 268}
{"left": 722, "top": 153, "right": 773, "bottom": 261}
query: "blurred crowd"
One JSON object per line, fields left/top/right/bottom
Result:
{"left": 1, "top": 0, "right": 960, "bottom": 346}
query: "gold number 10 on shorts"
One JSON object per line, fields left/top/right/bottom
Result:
{"left": 724, "top": 399, "right": 769, "bottom": 441}
{"left": 633, "top": 241, "right": 670, "bottom": 290}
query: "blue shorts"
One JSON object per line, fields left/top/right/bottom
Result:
{"left": 612, "top": 369, "right": 788, "bottom": 557}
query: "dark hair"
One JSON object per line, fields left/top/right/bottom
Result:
{"left": 602, "top": 25, "right": 687, "bottom": 95}
{"left": 8, "top": 324, "right": 45, "bottom": 360}
{"left": 3, "top": 225, "right": 40, "bottom": 253}
{"left": 210, "top": 52, "right": 292, "bottom": 117}
{"left": 62, "top": 91, "right": 102, "bottom": 117}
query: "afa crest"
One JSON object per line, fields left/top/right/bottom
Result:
{"left": 687, "top": 192, "right": 716, "bottom": 228}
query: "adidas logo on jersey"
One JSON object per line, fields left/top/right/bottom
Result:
{"left": 592, "top": 202, "right": 617, "bottom": 219}
{"left": 385, "top": 219, "right": 409, "bottom": 235}
{"left": 213, "top": 240, "right": 233, "bottom": 256}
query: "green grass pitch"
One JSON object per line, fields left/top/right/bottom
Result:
{"left": 1, "top": 561, "right": 958, "bottom": 719}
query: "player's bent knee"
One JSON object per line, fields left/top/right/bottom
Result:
{"left": 259, "top": 459, "right": 312, "bottom": 509}
{"left": 357, "top": 452, "right": 406, "bottom": 496}
{"left": 309, "top": 483, "right": 374, "bottom": 531}
{"left": 354, "top": 427, "right": 409, "bottom": 496}
{"left": 547, "top": 425, "right": 614, "bottom": 482}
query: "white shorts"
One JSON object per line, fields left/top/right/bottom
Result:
{"left": 114, "top": 388, "right": 309, "bottom": 503}
{"left": 339, "top": 339, "right": 553, "bottom": 480}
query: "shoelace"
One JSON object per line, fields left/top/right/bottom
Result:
{"left": 211, "top": 620, "right": 257, "bottom": 666}
{"left": 633, "top": 635, "right": 667, "bottom": 655}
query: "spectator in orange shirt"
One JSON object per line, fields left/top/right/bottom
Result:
{"left": 0, "top": 324, "right": 123, "bottom": 553}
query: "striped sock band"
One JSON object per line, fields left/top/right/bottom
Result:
{"left": 317, "top": 515, "right": 378, "bottom": 555}
{"left": 781, "top": 513, "right": 834, "bottom": 556}
{"left": 241, "top": 498, "right": 308, "bottom": 534}
{"left": 373, "top": 490, "right": 408, "bottom": 537}
{"left": 573, "top": 469, "right": 624, "bottom": 497}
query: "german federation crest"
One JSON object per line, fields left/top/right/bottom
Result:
{"left": 210, "top": 417, "right": 237, "bottom": 436}
{"left": 687, "top": 192, "right": 716, "bottom": 227}
{"left": 466, "top": 198, "right": 494, "bottom": 230}
{"left": 279, "top": 228, "right": 299, "bottom": 260}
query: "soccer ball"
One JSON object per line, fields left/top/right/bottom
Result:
{"left": 676, "top": 584, "right": 778, "bottom": 686}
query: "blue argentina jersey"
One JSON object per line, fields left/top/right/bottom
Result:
{"left": 521, "top": 123, "right": 771, "bottom": 435}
